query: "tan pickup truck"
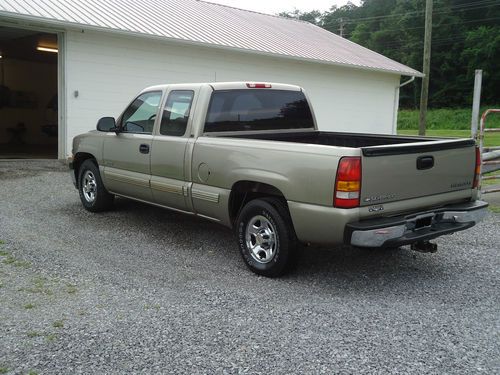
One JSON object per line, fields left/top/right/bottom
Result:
{"left": 69, "top": 82, "right": 488, "bottom": 277}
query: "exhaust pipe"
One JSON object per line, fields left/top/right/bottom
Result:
{"left": 411, "top": 240, "right": 437, "bottom": 253}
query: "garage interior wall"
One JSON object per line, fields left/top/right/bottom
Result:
{"left": 0, "top": 59, "right": 57, "bottom": 140}
{"left": 65, "top": 30, "right": 401, "bottom": 156}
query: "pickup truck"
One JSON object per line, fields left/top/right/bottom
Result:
{"left": 69, "top": 82, "right": 488, "bottom": 277}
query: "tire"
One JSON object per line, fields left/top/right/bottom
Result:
{"left": 77, "top": 159, "right": 114, "bottom": 212}
{"left": 236, "top": 197, "right": 297, "bottom": 277}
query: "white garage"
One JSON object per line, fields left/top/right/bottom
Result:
{"left": 0, "top": 0, "right": 421, "bottom": 159}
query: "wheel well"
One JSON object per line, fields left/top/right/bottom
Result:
{"left": 229, "top": 181, "right": 287, "bottom": 225}
{"left": 73, "top": 152, "right": 97, "bottom": 183}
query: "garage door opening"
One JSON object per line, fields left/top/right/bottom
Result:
{"left": 0, "top": 26, "right": 58, "bottom": 159}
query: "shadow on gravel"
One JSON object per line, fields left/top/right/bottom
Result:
{"left": 88, "top": 197, "right": 446, "bottom": 291}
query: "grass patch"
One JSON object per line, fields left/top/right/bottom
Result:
{"left": 489, "top": 205, "right": 500, "bottom": 214}
{"left": 45, "top": 333, "right": 57, "bottom": 342}
{"left": 18, "top": 287, "right": 53, "bottom": 296}
{"left": 18, "top": 277, "right": 53, "bottom": 296}
{"left": 66, "top": 284, "right": 77, "bottom": 294}
{"left": 398, "top": 106, "right": 500, "bottom": 130}
{"left": 482, "top": 171, "right": 500, "bottom": 186}
{"left": 52, "top": 320, "right": 64, "bottom": 328}
{"left": 24, "top": 303, "right": 35, "bottom": 310}
{"left": 0, "top": 366, "right": 9, "bottom": 374}
{"left": 0, "top": 250, "right": 9, "bottom": 257}
{"left": 27, "top": 371, "right": 38, "bottom": 375}
{"left": 397, "top": 129, "right": 500, "bottom": 147}
{"left": 2, "top": 254, "right": 30, "bottom": 268}
{"left": 2, "top": 255, "right": 15, "bottom": 265}
{"left": 143, "top": 304, "right": 161, "bottom": 310}
{"left": 27, "top": 331, "right": 41, "bottom": 338}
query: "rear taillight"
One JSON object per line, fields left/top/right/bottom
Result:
{"left": 473, "top": 146, "right": 481, "bottom": 189}
{"left": 334, "top": 157, "right": 361, "bottom": 208}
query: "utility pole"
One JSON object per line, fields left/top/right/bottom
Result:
{"left": 339, "top": 18, "right": 345, "bottom": 37}
{"left": 418, "top": 0, "right": 433, "bottom": 136}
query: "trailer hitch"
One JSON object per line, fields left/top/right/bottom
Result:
{"left": 411, "top": 240, "right": 438, "bottom": 253}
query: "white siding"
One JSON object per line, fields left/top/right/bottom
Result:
{"left": 65, "top": 30, "right": 400, "bottom": 156}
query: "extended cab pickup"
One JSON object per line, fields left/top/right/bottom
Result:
{"left": 69, "top": 82, "right": 488, "bottom": 277}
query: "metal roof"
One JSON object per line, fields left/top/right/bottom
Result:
{"left": 0, "top": 0, "right": 422, "bottom": 77}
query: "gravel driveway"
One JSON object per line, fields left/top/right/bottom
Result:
{"left": 0, "top": 160, "right": 498, "bottom": 374}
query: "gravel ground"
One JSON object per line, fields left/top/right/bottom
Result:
{"left": 0, "top": 160, "right": 499, "bottom": 374}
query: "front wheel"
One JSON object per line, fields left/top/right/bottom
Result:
{"left": 236, "top": 198, "right": 297, "bottom": 277}
{"left": 78, "top": 159, "right": 114, "bottom": 212}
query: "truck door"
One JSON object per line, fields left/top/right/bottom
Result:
{"left": 150, "top": 90, "right": 196, "bottom": 211}
{"left": 102, "top": 90, "right": 162, "bottom": 201}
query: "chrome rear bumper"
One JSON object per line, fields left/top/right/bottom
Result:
{"left": 346, "top": 200, "right": 488, "bottom": 248}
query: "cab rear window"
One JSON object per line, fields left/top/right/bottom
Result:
{"left": 204, "top": 89, "right": 314, "bottom": 133}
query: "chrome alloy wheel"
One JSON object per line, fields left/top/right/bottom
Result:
{"left": 82, "top": 170, "right": 97, "bottom": 203}
{"left": 245, "top": 215, "right": 277, "bottom": 264}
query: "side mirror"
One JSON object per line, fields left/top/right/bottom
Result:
{"left": 96, "top": 117, "right": 117, "bottom": 132}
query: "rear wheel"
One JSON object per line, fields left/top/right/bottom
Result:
{"left": 236, "top": 197, "right": 297, "bottom": 277}
{"left": 78, "top": 159, "right": 114, "bottom": 212}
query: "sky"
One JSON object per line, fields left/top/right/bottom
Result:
{"left": 206, "top": 0, "right": 361, "bottom": 15}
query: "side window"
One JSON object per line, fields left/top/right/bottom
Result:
{"left": 120, "top": 91, "right": 162, "bottom": 134}
{"left": 160, "top": 90, "right": 194, "bottom": 136}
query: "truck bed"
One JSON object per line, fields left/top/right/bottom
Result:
{"left": 216, "top": 129, "right": 477, "bottom": 208}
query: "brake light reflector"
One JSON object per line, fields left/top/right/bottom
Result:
{"left": 473, "top": 146, "right": 481, "bottom": 189}
{"left": 246, "top": 83, "right": 272, "bottom": 88}
{"left": 334, "top": 157, "right": 361, "bottom": 208}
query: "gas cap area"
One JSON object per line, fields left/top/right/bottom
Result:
{"left": 197, "top": 163, "right": 211, "bottom": 182}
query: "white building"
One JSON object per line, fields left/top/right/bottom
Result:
{"left": 0, "top": 0, "right": 421, "bottom": 159}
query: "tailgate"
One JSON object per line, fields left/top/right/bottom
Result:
{"left": 360, "top": 139, "right": 476, "bottom": 206}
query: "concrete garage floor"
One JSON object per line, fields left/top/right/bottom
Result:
{"left": 0, "top": 160, "right": 499, "bottom": 374}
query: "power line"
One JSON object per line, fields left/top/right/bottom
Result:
{"left": 369, "top": 30, "right": 496, "bottom": 49}
{"left": 344, "top": 16, "right": 500, "bottom": 37}
{"left": 334, "top": 1, "right": 499, "bottom": 24}
{"left": 344, "top": 4, "right": 498, "bottom": 25}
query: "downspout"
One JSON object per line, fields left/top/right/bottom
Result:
{"left": 400, "top": 76, "right": 416, "bottom": 88}
{"left": 392, "top": 76, "right": 416, "bottom": 134}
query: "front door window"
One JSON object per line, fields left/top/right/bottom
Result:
{"left": 120, "top": 91, "right": 162, "bottom": 134}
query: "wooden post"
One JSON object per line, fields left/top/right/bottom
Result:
{"left": 418, "top": 0, "right": 433, "bottom": 136}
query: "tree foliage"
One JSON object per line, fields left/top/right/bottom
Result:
{"left": 280, "top": 0, "right": 499, "bottom": 108}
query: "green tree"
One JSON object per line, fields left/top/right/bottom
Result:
{"left": 279, "top": 0, "right": 500, "bottom": 107}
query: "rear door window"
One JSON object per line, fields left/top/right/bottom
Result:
{"left": 160, "top": 90, "right": 194, "bottom": 136}
{"left": 204, "top": 89, "right": 314, "bottom": 133}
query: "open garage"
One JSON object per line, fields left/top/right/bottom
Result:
{"left": 0, "top": 26, "right": 58, "bottom": 158}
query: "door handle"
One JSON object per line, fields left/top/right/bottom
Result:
{"left": 139, "top": 144, "right": 150, "bottom": 154}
